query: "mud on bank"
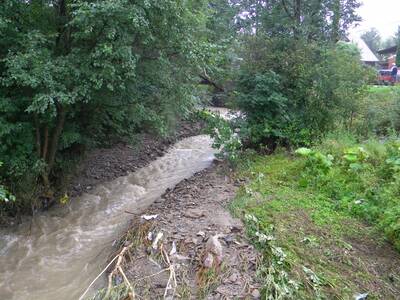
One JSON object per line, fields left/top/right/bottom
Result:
{"left": 68, "top": 119, "right": 205, "bottom": 198}
{"left": 94, "top": 162, "right": 262, "bottom": 299}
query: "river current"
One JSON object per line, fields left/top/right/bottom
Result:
{"left": 0, "top": 134, "right": 215, "bottom": 300}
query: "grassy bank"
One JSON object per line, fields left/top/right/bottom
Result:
{"left": 230, "top": 136, "right": 400, "bottom": 299}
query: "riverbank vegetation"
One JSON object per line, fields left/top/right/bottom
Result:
{"left": 207, "top": 83, "right": 400, "bottom": 298}
{"left": 0, "top": 1, "right": 380, "bottom": 222}
{"left": 0, "top": 0, "right": 236, "bottom": 220}
{"left": 230, "top": 146, "right": 400, "bottom": 298}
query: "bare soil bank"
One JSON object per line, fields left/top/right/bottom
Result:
{"left": 106, "top": 162, "right": 262, "bottom": 299}
{"left": 68, "top": 119, "right": 205, "bottom": 197}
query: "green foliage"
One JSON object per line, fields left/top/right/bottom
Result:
{"left": 234, "top": 0, "right": 361, "bottom": 41}
{"left": 295, "top": 148, "right": 334, "bottom": 176}
{"left": 354, "top": 86, "right": 400, "bottom": 136}
{"left": 295, "top": 147, "right": 334, "bottom": 190}
{"left": 199, "top": 110, "right": 242, "bottom": 163}
{"left": 0, "top": 0, "right": 217, "bottom": 216}
{"left": 235, "top": 37, "right": 370, "bottom": 148}
{"left": 235, "top": 70, "right": 289, "bottom": 147}
{"left": 295, "top": 137, "right": 400, "bottom": 251}
{"left": 230, "top": 150, "right": 400, "bottom": 299}
{"left": 230, "top": 1, "right": 367, "bottom": 149}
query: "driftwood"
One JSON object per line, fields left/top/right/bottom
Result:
{"left": 78, "top": 244, "right": 134, "bottom": 300}
{"left": 104, "top": 245, "right": 135, "bottom": 299}
{"left": 79, "top": 229, "right": 178, "bottom": 300}
{"left": 78, "top": 253, "right": 121, "bottom": 300}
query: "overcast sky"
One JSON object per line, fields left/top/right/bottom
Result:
{"left": 351, "top": 0, "right": 400, "bottom": 38}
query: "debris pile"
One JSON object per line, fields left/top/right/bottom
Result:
{"left": 89, "top": 162, "right": 261, "bottom": 299}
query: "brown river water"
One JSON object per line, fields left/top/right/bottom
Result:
{"left": 0, "top": 134, "right": 216, "bottom": 300}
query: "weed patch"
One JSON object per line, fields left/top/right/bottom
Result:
{"left": 231, "top": 150, "right": 400, "bottom": 299}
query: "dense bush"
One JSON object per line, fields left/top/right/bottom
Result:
{"left": 0, "top": 0, "right": 217, "bottom": 216}
{"left": 234, "top": 38, "right": 371, "bottom": 149}
{"left": 235, "top": 70, "right": 289, "bottom": 149}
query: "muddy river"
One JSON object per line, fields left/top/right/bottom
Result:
{"left": 0, "top": 135, "right": 216, "bottom": 300}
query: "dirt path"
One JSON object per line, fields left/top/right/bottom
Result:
{"left": 108, "top": 162, "right": 261, "bottom": 299}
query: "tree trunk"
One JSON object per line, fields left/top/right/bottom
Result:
{"left": 293, "top": 0, "right": 301, "bottom": 38}
{"left": 331, "top": 0, "right": 341, "bottom": 42}
{"left": 55, "top": 0, "right": 71, "bottom": 55}
{"left": 47, "top": 102, "right": 66, "bottom": 173}
{"left": 42, "top": 126, "right": 49, "bottom": 160}
{"left": 34, "top": 114, "right": 41, "bottom": 157}
{"left": 199, "top": 74, "right": 224, "bottom": 92}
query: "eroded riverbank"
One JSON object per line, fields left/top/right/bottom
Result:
{"left": 67, "top": 119, "right": 205, "bottom": 198}
{"left": 0, "top": 134, "right": 215, "bottom": 300}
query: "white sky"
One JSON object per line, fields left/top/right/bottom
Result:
{"left": 350, "top": 0, "right": 400, "bottom": 38}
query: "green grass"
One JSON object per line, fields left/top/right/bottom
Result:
{"left": 367, "top": 85, "right": 400, "bottom": 94}
{"left": 230, "top": 147, "right": 400, "bottom": 299}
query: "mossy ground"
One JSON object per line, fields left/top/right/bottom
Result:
{"left": 230, "top": 152, "right": 400, "bottom": 299}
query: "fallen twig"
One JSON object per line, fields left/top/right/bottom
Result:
{"left": 79, "top": 244, "right": 134, "bottom": 300}
{"left": 136, "top": 267, "right": 170, "bottom": 282}
{"left": 105, "top": 245, "right": 135, "bottom": 299}
{"left": 161, "top": 245, "right": 177, "bottom": 299}
{"left": 78, "top": 254, "right": 120, "bottom": 300}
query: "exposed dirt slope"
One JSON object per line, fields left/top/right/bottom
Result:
{"left": 68, "top": 120, "right": 204, "bottom": 197}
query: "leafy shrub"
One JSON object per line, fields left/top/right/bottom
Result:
{"left": 199, "top": 110, "right": 242, "bottom": 163}
{"left": 235, "top": 70, "right": 289, "bottom": 148}
{"left": 295, "top": 148, "right": 334, "bottom": 174}
{"left": 235, "top": 37, "right": 370, "bottom": 149}
{"left": 296, "top": 148, "right": 333, "bottom": 176}
{"left": 295, "top": 148, "right": 334, "bottom": 189}
{"left": 353, "top": 86, "right": 400, "bottom": 136}
{"left": 295, "top": 138, "right": 400, "bottom": 251}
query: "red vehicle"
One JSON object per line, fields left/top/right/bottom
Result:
{"left": 378, "top": 69, "right": 393, "bottom": 85}
{"left": 378, "top": 69, "right": 398, "bottom": 85}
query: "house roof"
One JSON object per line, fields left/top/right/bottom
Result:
{"left": 377, "top": 45, "right": 397, "bottom": 55}
{"left": 349, "top": 36, "right": 379, "bottom": 62}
